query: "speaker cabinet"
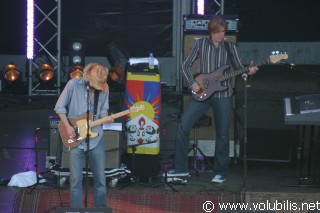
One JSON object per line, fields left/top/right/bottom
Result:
{"left": 104, "top": 131, "right": 125, "bottom": 168}
{"left": 61, "top": 131, "right": 124, "bottom": 169}
{"left": 48, "top": 118, "right": 63, "bottom": 167}
{"left": 182, "top": 34, "right": 237, "bottom": 89}
{"left": 48, "top": 127, "right": 61, "bottom": 157}
{"left": 243, "top": 128, "right": 296, "bottom": 162}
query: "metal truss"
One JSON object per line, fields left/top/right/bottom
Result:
{"left": 28, "top": 0, "right": 61, "bottom": 97}
{"left": 208, "top": 0, "right": 225, "bottom": 15}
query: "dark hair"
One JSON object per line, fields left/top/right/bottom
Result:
{"left": 208, "top": 16, "right": 228, "bottom": 33}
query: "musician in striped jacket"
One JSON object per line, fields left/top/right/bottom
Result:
{"left": 166, "top": 16, "right": 258, "bottom": 183}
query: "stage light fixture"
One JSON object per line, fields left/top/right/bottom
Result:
{"left": 69, "top": 65, "right": 84, "bottom": 79}
{"left": 3, "top": 63, "right": 20, "bottom": 82}
{"left": 38, "top": 63, "right": 55, "bottom": 81}
{"left": 72, "top": 42, "right": 82, "bottom": 64}
{"left": 69, "top": 39, "right": 85, "bottom": 69}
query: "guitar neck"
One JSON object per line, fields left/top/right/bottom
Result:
{"left": 219, "top": 58, "right": 270, "bottom": 81}
{"left": 90, "top": 109, "right": 130, "bottom": 127}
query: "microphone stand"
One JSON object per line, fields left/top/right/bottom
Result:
{"left": 241, "top": 73, "right": 248, "bottom": 202}
{"left": 29, "top": 127, "right": 54, "bottom": 193}
{"left": 152, "top": 121, "right": 186, "bottom": 192}
{"left": 29, "top": 128, "right": 42, "bottom": 193}
{"left": 84, "top": 84, "right": 91, "bottom": 208}
{"left": 121, "top": 141, "right": 157, "bottom": 189}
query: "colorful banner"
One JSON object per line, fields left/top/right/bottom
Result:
{"left": 123, "top": 72, "right": 161, "bottom": 154}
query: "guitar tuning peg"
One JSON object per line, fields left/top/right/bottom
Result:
{"left": 275, "top": 50, "right": 280, "bottom": 55}
{"left": 271, "top": 51, "right": 276, "bottom": 55}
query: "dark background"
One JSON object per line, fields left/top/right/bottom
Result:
{"left": 1, "top": 0, "right": 320, "bottom": 57}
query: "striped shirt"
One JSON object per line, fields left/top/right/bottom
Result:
{"left": 181, "top": 37, "right": 243, "bottom": 98}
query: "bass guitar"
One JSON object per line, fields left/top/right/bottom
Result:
{"left": 59, "top": 105, "right": 145, "bottom": 148}
{"left": 191, "top": 52, "right": 288, "bottom": 101}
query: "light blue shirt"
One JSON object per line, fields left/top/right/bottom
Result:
{"left": 54, "top": 78, "right": 109, "bottom": 150}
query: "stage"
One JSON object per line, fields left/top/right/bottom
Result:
{"left": 1, "top": 65, "right": 320, "bottom": 212}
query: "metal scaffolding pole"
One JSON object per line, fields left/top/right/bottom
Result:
{"left": 211, "top": 0, "right": 225, "bottom": 15}
{"left": 28, "top": 0, "right": 61, "bottom": 97}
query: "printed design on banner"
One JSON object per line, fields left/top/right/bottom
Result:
{"left": 124, "top": 77, "right": 161, "bottom": 154}
{"left": 126, "top": 102, "right": 159, "bottom": 144}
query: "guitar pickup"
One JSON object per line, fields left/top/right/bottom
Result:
{"left": 75, "top": 136, "right": 83, "bottom": 141}
{"left": 67, "top": 136, "right": 83, "bottom": 144}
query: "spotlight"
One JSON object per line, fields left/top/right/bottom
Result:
{"left": 69, "top": 39, "right": 85, "bottom": 68}
{"left": 38, "top": 63, "right": 55, "bottom": 81}
{"left": 69, "top": 65, "right": 84, "bottom": 79}
{"left": 3, "top": 63, "right": 20, "bottom": 82}
{"left": 33, "top": 54, "right": 55, "bottom": 82}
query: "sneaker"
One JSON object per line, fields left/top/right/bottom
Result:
{"left": 211, "top": 175, "right": 226, "bottom": 183}
{"left": 163, "top": 169, "right": 190, "bottom": 177}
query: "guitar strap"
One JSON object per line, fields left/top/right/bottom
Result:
{"left": 93, "top": 90, "right": 99, "bottom": 120}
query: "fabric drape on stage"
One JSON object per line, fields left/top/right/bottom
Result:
{"left": 123, "top": 70, "right": 161, "bottom": 154}
{"left": 123, "top": 62, "right": 161, "bottom": 177}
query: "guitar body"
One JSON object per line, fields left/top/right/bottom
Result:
{"left": 192, "top": 65, "right": 230, "bottom": 101}
{"left": 58, "top": 105, "right": 146, "bottom": 148}
{"left": 59, "top": 113, "right": 98, "bottom": 148}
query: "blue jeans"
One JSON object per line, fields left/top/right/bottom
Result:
{"left": 174, "top": 95, "right": 232, "bottom": 177}
{"left": 69, "top": 137, "right": 107, "bottom": 208}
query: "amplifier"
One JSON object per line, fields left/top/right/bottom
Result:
{"left": 61, "top": 130, "right": 125, "bottom": 169}
{"left": 49, "top": 115, "right": 61, "bottom": 158}
{"left": 49, "top": 115, "right": 60, "bottom": 128}
{"left": 183, "top": 14, "right": 239, "bottom": 33}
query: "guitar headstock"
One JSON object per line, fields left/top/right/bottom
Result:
{"left": 130, "top": 105, "right": 146, "bottom": 113}
{"left": 269, "top": 51, "right": 289, "bottom": 64}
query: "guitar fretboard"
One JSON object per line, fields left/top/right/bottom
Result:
{"left": 90, "top": 109, "right": 130, "bottom": 128}
{"left": 218, "top": 58, "right": 270, "bottom": 82}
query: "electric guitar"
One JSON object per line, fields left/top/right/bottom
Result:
{"left": 59, "top": 105, "right": 145, "bottom": 148}
{"left": 191, "top": 52, "right": 289, "bottom": 101}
